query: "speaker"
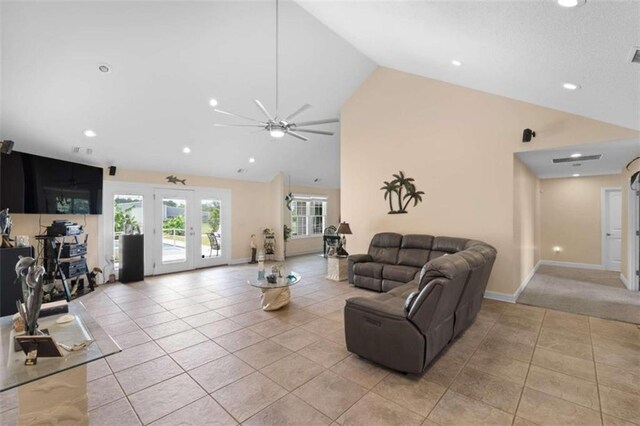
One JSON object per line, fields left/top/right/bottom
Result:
{"left": 522, "top": 129, "right": 536, "bottom": 143}
{"left": 119, "top": 234, "right": 144, "bottom": 283}
{"left": 0, "top": 140, "right": 14, "bottom": 154}
{"left": 109, "top": 166, "right": 117, "bottom": 176}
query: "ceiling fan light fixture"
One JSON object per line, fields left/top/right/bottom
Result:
{"left": 557, "top": 0, "right": 585, "bottom": 7}
{"left": 209, "top": 98, "right": 218, "bottom": 107}
{"left": 270, "top": 127, "right": 285, "bottom": 138}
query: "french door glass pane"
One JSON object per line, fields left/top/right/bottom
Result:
{"left": 201, "top": 199, "right": 221, "bottom": 259}
{"left": 162, "top": 198, "right": 186, "bottom": 263}
{"left": 113, "top": 194, "right": 143, "bottom": 267}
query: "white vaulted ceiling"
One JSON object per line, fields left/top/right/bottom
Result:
{"left": 2, "top": 1, "right": 639, "bottom": 189}
{"left": 297, "top": 0, "right": 640, "bottom": 131}
{"left": 0, "top": 1, "right": 376, "bottom": 188}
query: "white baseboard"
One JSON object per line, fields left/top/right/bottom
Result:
{"left": 539, "top": 260, "right": 604, "bottom": 270}
{"left": 514, "top": 261, "right": 541, "bottom": 300}
{"left": 229, "top": 257, "right": 250, "bottom": 265}
{"left": 484, "top": 291, "right": 516, "bottom": 304}
{"left": 484, "top": 261, "right": 541, "bottom": 304}
{"left": 620, "top": 273, "right": 631, "bottom": 290}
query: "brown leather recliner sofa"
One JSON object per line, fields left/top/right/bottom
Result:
{"left": 345, "top": 233, "right": 496, "bottom": 374}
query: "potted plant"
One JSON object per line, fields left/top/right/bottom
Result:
{"left": 283, "top": 225, "right": 292, "bottom": 258}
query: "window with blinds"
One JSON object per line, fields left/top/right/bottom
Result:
{"left": 290, "top": 195, "right": 328, "bottom": 237}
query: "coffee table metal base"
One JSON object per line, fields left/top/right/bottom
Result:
{"left": 260, "top": 287, "right": 291, "bottom": 311}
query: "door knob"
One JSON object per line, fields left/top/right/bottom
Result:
{"left": 606, "top": 233, "right": 611, "bottom": 236}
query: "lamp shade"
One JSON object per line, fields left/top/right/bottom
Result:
{"left": 337, "top": 222, "right": 352, "bottom": 235}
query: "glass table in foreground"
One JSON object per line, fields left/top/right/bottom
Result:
{"left": 1, "top": 301, "right": 121, "bottom": 424}
{"left": 249, "top": 272, "right": 301, "bottom": 311}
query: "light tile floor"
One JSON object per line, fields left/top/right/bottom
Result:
{"left": 1, "top": 254, "right": 639, "bottom": 425}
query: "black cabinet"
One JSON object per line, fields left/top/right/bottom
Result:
{"left": 119, "top": 234, "right": 144, "bottom": 283}
{"left": 0, "top": 246, "right": 33, "bottom": 316}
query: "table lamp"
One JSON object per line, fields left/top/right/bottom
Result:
{"left": 336, "top": 222, "right": 352, "bottom": 256}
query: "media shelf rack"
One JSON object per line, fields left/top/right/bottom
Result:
{"left": 35, "top": 232, "right": 93, "bottom": 302}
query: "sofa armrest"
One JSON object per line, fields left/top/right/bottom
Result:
{"left": 347, "top": 254, "right": 373, "bottom": 283}
{"left": 345, "top": 296, "right": 407, "bottom": 320}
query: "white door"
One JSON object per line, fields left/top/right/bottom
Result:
{"left": 155, "top": 189, "right": 195, "bottom": 274}
{"left": 603, "top": 188, "right": 622, "bottom": 271}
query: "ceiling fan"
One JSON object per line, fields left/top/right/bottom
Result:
{"left": 212, "top": 0, "right": 339, "bottom": 141}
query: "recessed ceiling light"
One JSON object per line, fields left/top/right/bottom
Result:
{"left": 451, "top": 60, "right": 462, "bottom": 67}
{"left": 98, "top": 63, "right": 111, "bottom": 73}
{"left": 562, "top": 82, "right": 581, "bottom": 90}
{"left": 249, "top": 157, "right": 255, "bottom": 163}
{"left": 209, "top": 98, "right": 218, "bottom": 107}
{"left": 557, "top": 0, "right": 586, "bottom": 7}
{"left": 570, "top": 153, "right": 582, "bottom": 158}
{"left": 572, "top": 173, "right": 580, "bottom": 177}
{"left": 183, "top": 147, "right": 191, "bottom": 154}
{"left": 83, "top": 129, "right": 97, "bottom": 138}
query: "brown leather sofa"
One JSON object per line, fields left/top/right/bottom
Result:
{"left": 345, "top": 233, "right": 496, "bottom": 374}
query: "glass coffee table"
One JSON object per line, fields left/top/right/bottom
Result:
{"left": 250, "top": 272, "right": 301, "bottom": 311}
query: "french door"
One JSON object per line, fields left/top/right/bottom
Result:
{"left": 154, "top": 188, "right": 230, "bottom": 275}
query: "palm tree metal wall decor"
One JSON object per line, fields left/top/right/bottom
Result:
{"left": 380, "top": 171, "right": 425, "bottom": 214}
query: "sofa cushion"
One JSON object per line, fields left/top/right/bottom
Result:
{"left": 418, "top": 253, "right": 470, "bottom": 290}
{"left": 354, "top": 276, "right": 383, "bottom": 292}
{"left": 346, "top": 293, "right": 407, "bottom": 319}
{"left": 353, "top": 262, "right": 385, "bottom": 279}
{"left": 429, "top": 236, "right": 470, "bottom": 260}
{"left": 388, "top": 282, "right": 419, "bottom": 298}
{"left": 369, "top": 232, "right": 403, "bottom": 264}
{"left": 397, "top": 234, "right": 434, "bottom": 268}
{"left": 383, "top": 264, "right": 420, "bottom": 283}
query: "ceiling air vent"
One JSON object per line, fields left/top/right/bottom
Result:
{"left": 553, "top": 154, "right": 602, "bottom": 164}
{"left": 630, "top": 47, "right": 640, "bottom": 64}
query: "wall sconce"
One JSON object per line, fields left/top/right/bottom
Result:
{"left": 553, "top": 246, "right": 561, "bottom": 254}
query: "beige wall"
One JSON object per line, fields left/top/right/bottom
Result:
{"left": 341, "top": 67, "right": 639, "bottom": 295}
{"left": 11, "top": 214, "right": 100, "bottom": 269}
{"left": 283, "top": 185, "right": 341, "bottom": 257}
{"left": 540, "top": 174, "right": 621, "bottom": 265}
{"left": 513, "top": 158, "right": 540, "bottom": 286}
{"left": 106, "top": 168, "right": 281, "bottom": 261}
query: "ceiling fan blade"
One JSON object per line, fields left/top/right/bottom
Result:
{"left": 286, "top": 131, "right": 309, "bottom": 141}
{"left": 293, "top": 129, "right": 334, "bottom": 136}
{"left": 254, "top": 99, "right": 275, "bottom": 122}
{"left": 285, "top": 104, "right": 311, "bottom": 121}
{"left": 213, "top": 123, "right": 266, "bottom": 128}
{"left": 246, "top": 129, "right": 267, "bottom": 135}
{"left": 294, "top": 118, "right": 340, "bottom": 127}
{"left": 213, "top": 108, "right": 263, "bottom": 123}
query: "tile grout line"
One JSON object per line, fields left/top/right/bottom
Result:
{"left": 420, "top": 306, "right": 504, "bottom": 422}
{"left": 508, "top": 307, "right": 546, "bottom": 425}
{"left": 588, "top": 317, "right": 605, "bottom": 426}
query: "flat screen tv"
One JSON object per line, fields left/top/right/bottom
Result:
{"left": 1, "top": 151, "right": 103, "bottom": 214}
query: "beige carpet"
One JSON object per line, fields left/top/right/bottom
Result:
{"left": 517, "top": 265, "right": 640, "bottom": 324}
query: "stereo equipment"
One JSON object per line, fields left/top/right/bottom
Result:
{"left": 522, "top": 128, "right": 536, "bottom": 143}
{"left": 55, "top": 242, "right": 87, "bottom": 258}
{"left": 109, "top": 166, "right": 117, "bottom": 176}
{"left": 59, "top": 259, "right": 88, "bottom": 278}
{"left": 46, "top": 220, "right": 83, "bottom": 236}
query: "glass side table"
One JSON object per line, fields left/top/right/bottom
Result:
{"left": 1, "top": 301, "right": 121, "bottom": 424}
{"left": 249, "top": 272, "right": 301, "bottom": 311}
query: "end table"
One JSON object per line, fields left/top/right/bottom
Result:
{"left": 327, "top": 256, "right": 348, "bottom": 281}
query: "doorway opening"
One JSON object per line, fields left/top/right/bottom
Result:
{"left": 513, "top": 140, "right": 640, "bottom": 324}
